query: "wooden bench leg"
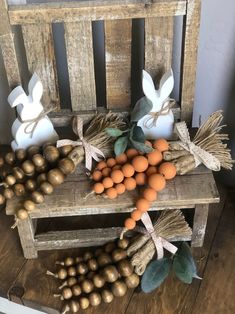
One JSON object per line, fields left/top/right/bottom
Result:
{"left": 191, "top": 204, "right": 209, "bottom": 247}
{"left": 17, "top": 217, "right": 38, "bottom": 259}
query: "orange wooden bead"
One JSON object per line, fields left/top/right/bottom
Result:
{"left": 153, "top": 138, "right": 169, "bottom": 152}
{"left": 115, "top": 153, "right": 128, "bottom": 165}
{"left": 93, "top": 183, "right": 104, "bottom": 194}
{"left": 103, "top": 177, "right": 114, "bottom": 189}
{"left": 111, "top": 170, "right": 124, "bottom": 184}
{"left": 96, "top": 161, "right": 107, "bottom": 170}
{"left": 124, "top": 218, "right": 136, "bottom": 230}
{"left": 143, "top": 188, "right": 157, "bottom": 202}
{"left": 122, "top": 164, "right": 135, "bottom": 178}
{"left": 159, "top": 162, "right": 177, "bottom": 180}
{"left": 92, "top": 170, "right": 102, "bottom": 182}
{"left": 106, "top": 187, "right": 118, "bottom": 199}
{"left": 132, "top": 156, "right": 148, "bottom": 173}
{"left": 148, "top": 174, "right": 166, "bottom": 191}
{"left": 106, "top": 158, "right": 116, "bottom": 168}
{"left": 135, "top": 173, "right": 147, "bottom": 185}
{"left": 115, "top": 183, "right": 126, "bottom": 195}
{"left": 126, "top": 148, "right": 139, "bottom": 160}
{"left": 136, "top": 198, "right": 150, "bottom": 212}
{"left": 123, "top": 177, "right": 136, "bottom": 191}
{"left": 146, "top": 166, "right": 157, "bottom": 177}
{"left": 147, "top": 150, "right": 162, "bottom": 166}
{"left": 131, "top": 209, "right": 142, "bottom": 221}
{"left": 102, "top": 167, "right": 112, "bottom": 177}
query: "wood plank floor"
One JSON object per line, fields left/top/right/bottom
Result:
{"left": 0, "top": 184, "right": 234, "bottom": 314}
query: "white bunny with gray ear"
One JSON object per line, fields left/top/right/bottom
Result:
{"left": 8, "top": 73, "right": 59, "bottom": 150}
{"left": 137, "top": 69, "right": 175, "bottom": 139}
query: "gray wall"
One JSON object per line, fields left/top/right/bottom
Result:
{"left": 0, "top": 0, "right": 235, "bottom": 143}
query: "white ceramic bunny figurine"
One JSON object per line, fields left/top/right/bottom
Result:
{"left": 137, "top": 69, "right": 175, "bottom": 139}
{"left": 8, "top": 73, "right": 59, "bottom": 151}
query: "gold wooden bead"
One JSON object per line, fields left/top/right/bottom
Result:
{"left": 0, "top": 157, "right": 4, "bottom": 167}
{"left": 57, "top": 268, "right": 68, "bottom": 280}
{"left": 75, "top": 256, "right": 83, "bottom": 264}
{"left": 79, "top": 297, "right": 89, "bottom": 310}
{"left": 104, "top": 242, "right": 116, "bottom": 253}
{"left": 58, "top": 158, "right": 75, "bottom": 175}
{"left": 59, "top": 145, "right": 73, "bottom": 157}
{"left": 5, "top": 175, "right": 16, "bottom": 186}
{"left": 47, "top": 168, "right": 65, "bottom": 186}
{"left": 97, "top": 253, "right": 112, "bottom": 267}
{"left": 5, "top": 152, "right": 15, "bottom": 165}
{"left": 25, "top": 179, "right": 37, "bottom": 192}
{"left": 83, "top": 251, "right": 93, "bottom": 261}
{"left": 102, "top": 265, "right": 119, "bottom": 283}
{"left": 101, "top": 289, "right": 114, "bottom": 304}
{"left": 111, "top": 280, "right": 127, "bottom": 297}
{"left": 81, "top": 279, "right": 94, "bottom": 294}
{"left": 16, "top": 149, "right": 26, "bottom": 161}
{"left": 67, "top": 266, "right": 77, "bottom": 277}
{"left": 76, "top": 262, "right": 88, "bottom": 275}
{"left": 62, "top": 287, "right": 73, "bottom": 300}
{"left": 0, "top": 194, "right": 6, "bottom": 205}
{"left": 93, "top": 274, "right": 105, "bottom": 288}
{"left": 69, "top": 300, "right": 80, "bottom": 313}
{"left": 22, "top": 160, "right": 35, "bottom": 175}
{"left": 37, "top": 173, "right": 47, "bottom": 185}
{"left": 112, "top": 248, "right": 127, "bottom": 263}
{"left": 12, "top": 167, "right": 25, "bottom": 181}
{"left": 87, "top": 258, "right": 98, "bottom": 271}
{"left": 43, "top": 142, "right": 54, "bottom": 149}
{"left": 17, "top": 209, "right": 29, "bottom": 220}
{"left": 13, "top": 184, "right": 26, "bottom": 197}
{"left": 32, "top": 154, "right": 46, "bottom": 167}
{"left": 64, "top": 257, "right": 75, "bottom": 266}
{"left": 27, "top": 145, "right": 40, "bottom": 157}
{"left": 117, "top": 259, "right": 133, "bottom": 277}
{"left": 124, "top": 273, "right": 140, "bottom": 289}
{"left": 3, "top": 188, "right": 14, "bottom": 199}
{"left": 35, "top": 164, "right": 48, "bottom": 173}
{"left": 89, "top": 292, "right": 101, "bottom": 307}
{"left": 43, "top": 146, "right": 60, "bottom": 164}
{"left": 31, "top": 191, "right": 44, "bottom": 204}
{"left": 23, "top": 200, "right": 36, "bottom": 212}
{"left": 117, "top": 238, "right": 129, "bottom": 249}
{"left": 71, "top": 284, "right": 82, "bottom": 297}
{"left": 67, "top": 277, "right": 77, "bottom": 287}
{"left": 40, "top": 181, "right": 54, "bottom": 195}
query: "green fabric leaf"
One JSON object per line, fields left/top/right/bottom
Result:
{"left": 141, "top": 258, "right": 171, "bottom": 293}
{"left": 105, "top": 128, "right": 123, "bottom": 137}
{"left": 132, "top": 125, "right": 145, "bottom": 143}
{"left": 131, "top": 97, "right": 153, "bottom": 122}
{"left": 114, "top": 136, "right": 128, "bottom": 156}
{"left": 130, "top": 140, "right": 153, "bottom": 153}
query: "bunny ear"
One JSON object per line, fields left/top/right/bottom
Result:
{"left": 28, "top": 73, "right": 43, "bottom": 102}
{"left": 8, "top": 86, "right": 28, "bottom": 108}
{"left": 142, "top": 70, "right": 158, "bottom": 102}
{"left": 159, "top": 69, "right": 174, "bottom": 100}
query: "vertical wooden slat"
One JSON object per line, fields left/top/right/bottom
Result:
{"left": 0, "top": 0, "right": 21, "bottom": 87}
{"left": 22, "top": 23, "right": 60, "bottom": 111}
{"left": 181, "top": 0, "right": 201, "bottom": 124}
{"left": 64, "top": 21, "right": 96, "bottom": 111}
{"left": 145, "top": 16, "right": 174, "bottom": 85}
{"left": 105, "top": 19, "right": 132, "bottom": 109}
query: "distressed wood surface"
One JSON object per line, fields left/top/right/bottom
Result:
{"left": 64, "top": 21, "right": 96, "bottom": 111}
{"left": 191, "top": 203, "right": 209, "bottom": 247}
{"left": 6, "top": 170, "right": 219, "bottom": 218}
{"left": 17, "top": 217, "right": 38, "bottom": 259}
{"left": 9, "top": 1, "right": 187, "bottom": 25}
{"left": 0, "top": 0, "right": 21, "bottom": 87}
{"left": 105, "top": 19, "right": 132, "bottom": 109}
{"left": 145, "top": 16, "right": 174, "bottom": 83}
{"left": 22, "top": 23, "right": 60, "bottom": 111}
{"left": 180, "top": 0, "right": 201, "bottom": 123}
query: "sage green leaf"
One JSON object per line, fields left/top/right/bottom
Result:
{"left": 132, "top": 125, "right": 145, "bottom": 143}
{"left": 131, "top": 97, "right": 153, "bottom": 122}
{"left": 141, "top": 258, "right": 171, "bottom": 293}
{"left": 105, "top": 128, "right": 123, "bottom": 137}
{"left": 130, "top": 140, "right": 153, "bottom": 153}
{"left": 114, "top": 136, "right": 128, "bottom": 156}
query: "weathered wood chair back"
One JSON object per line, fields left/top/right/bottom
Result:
{"left": 0, "top": 0, "right": 200, "bottom": 127}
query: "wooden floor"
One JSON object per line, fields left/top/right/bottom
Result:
{"left": 0, "top": 184, "right": 234, "bottom": 314}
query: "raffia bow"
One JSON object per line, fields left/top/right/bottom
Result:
{"left": 175, "top": 121, "right": 221, "bottom": 171}
{"left": 56, "top": 116, "right": 105, "bottom": 171}
{"left": 140, "top": 212, "right": 178, "bottom": 259}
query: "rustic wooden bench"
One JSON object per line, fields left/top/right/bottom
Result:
{"left": 0, "top": 0, "right": 220, "bottom": 258}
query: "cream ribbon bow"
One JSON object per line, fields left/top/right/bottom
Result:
{"left": 174, "top": 121, "right": 221, "bottom": 171}
{"left": 141, "top": 212, "right": 178, "bottom": 259}
{"left": 57, "top": 116, "right": 105, "bottom": 171}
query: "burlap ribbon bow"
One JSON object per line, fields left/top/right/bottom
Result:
{"left": 141, "top": 212, "right": 178, "bottom": 259}
{"left": 57, "top": 116, "right": 105, "bottom": 171}
{"left": 175, "top": 121, "right": 221, "bottom": 171}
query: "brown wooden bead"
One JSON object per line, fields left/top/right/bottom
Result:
{"left": 5, "top": 175, "right": 16, "bottom": 186}
{"left": 111, "top": 280, "right": 127, "bottom": 297}
{"left": 87, "top": 258, "right": 98, "bottom": 271}
{"left": 83, "top": 251, "right": 93, "bottom": 261}
{"left": 97, "top": 253, "right": 112, "bottom": 267}
{"left": 32, "top": 154, "right": 46, "bottom": 167}
{"left": 16, "top": 149, "right": 26, "bottom": 161}
{"left": 117, "top": 259, "right": 133, "bottom": 277}
{"left": 22, "top": 160, "right": 35, "bottom": 175}
{"left": 0, "top": 157, "right": 4, "bottom": 167}
{"left": 23, "top": 200, "right": 36, "bottom": 212}
{"left": 43, "top": 146, "right": 60, "bottom": 163}
{"left": 117, "top": 238, "right": 129, "bottom": 249}
{"left": 112, "top": 248, "right": 127, "bottom": 262}
{"left": 62, "top": 287, "right": 73, "bottom": 300}
{"left": 0, "top": 194, "right": 6, "bottom": 205}
{"left": 76, "top": 263, "right": 88, "bottom": 275}
{"left": 47, "top": 168, "right": 65, "bottom": 186}
{"left": 12, "top": 167, "right": 25, "bottom": 181}
{"left": 89, "top": 292, "right": 101, "bottom": 307}
{"left": 81, "top": 279, "right": 94, "bottom": 294}
{"left": 124, "top": 273, "right": 140, "bottom": 289}
{"left": 31, "top": 191, "right": 44, "bottom": 204}
{"left": 58, "top": 158, "right": 75, "bottom": 175}
{"left": 40, "top": 181, "right": 54, "bottom": 195}
{"left": 57, "top": 268, "right": 67, "bottom": 280}
{"left": 25, "top": 179, "right": 37, "bottom": 192}
{"left": 93, "top": 274, "right": 105, "bottom": 288}
{"left": 59, "top": 145, "right": 73, "bottom": 157}
{"left": 35, "top": 164, "right": 48, "bottom": 173}
{"left": 43, "top": 142, "right": 54, "bottom": 149}
{"left": 71, "top": 285, "right": 82, "bottom": 297}
{"left": 16, "top": 209, "right": 28, "bottom": 220}
{"left": 37, "top": 173, "right": 47, "bottom": 185}
{"left": 64, "top": 257, "right": 75, "bottom": 266}
{"left": 75, "top": 256, "right": 83, "bottom": 264}
{"left": 101, "top": 289, "right": 114, "bottom": 304}
{"left": 67, "top": 277, "right": 77, "bottom": 287}
{"left": 79, "top": 297, "right": 89, "bottom": 310}
{"left": 67, "top": 266, "right": 77, "bottom": 277}
{"left": 5, "top": 152, "right": 15, "bottom": 165}
{"left": 102, "top": 265, "right": 119, "bottom": 283}
{"left": 13, "top": 184, "right": 26, "bottom": 197}
{"left": 69, "top": 300, "right": 80, "bottom": 313}
{"left": 3, "top": 188, "right": 14, "bottom": 199}
{"left": 27, "top": 145, "right": 40, "bottom": 157}
{"left": 104, "top": 242, "right": 116, "bottom": 253}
